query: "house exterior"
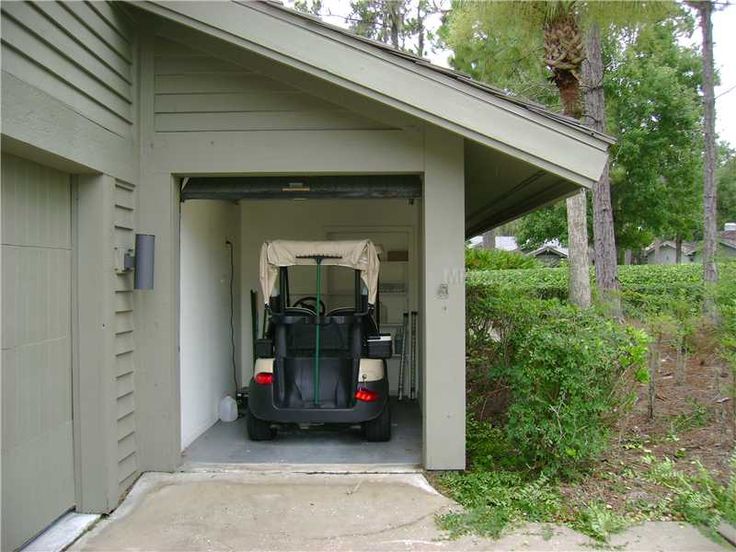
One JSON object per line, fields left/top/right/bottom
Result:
{"left": 530, "top": 242, "right": 569, "bottom": 267}
{"left": 692, "top": 237, "right": 736, "bottom": 262}
{"left": 647, "top": 226, "right": 736, "bottom": 264}
{"left": 644, "top": 240, "right": 697, "bottom": 264}
{"left": 0, "top": 1, "right": 611, "bottom": 548}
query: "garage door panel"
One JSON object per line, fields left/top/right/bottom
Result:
{"left": 1, "top": 154, "right": 74, "bottom": 550}
{"left": 2, "top": 421, "right": 75, "bottom": 546}
{"left": 1, "top": 154, "right": 71, "bottom": 248}
{"left": 2, "top": 246, "right": 71, "bottom": 350}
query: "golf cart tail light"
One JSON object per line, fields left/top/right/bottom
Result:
{"left": 355, "top": 388, "right": 378, "bottom": 402}
{"left": 254, "top": 372, "right": 273, "bottom": 385}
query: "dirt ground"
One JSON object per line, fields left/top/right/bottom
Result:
{"left": 560, "top": 327, "right": 735, "bottom": 515}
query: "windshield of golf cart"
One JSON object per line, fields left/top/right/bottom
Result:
{"left": 278, "top": 265, "right": 369, "bottom": 315}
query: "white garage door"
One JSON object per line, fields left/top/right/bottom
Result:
{"left": 1, "top": 154, "right": 75, "bottom": 550}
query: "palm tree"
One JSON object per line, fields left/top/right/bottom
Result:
{"left": 474, "top": 1, "right": 593, "bottom": 307}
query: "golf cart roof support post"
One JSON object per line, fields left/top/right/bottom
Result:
{"left": 354, "top": 269, "right": 361, "bottom": 313}
{"left": 278, "top": 266, "right": 289, "bottom": 312}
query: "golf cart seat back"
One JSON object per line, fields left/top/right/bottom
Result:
{"left": 278, "top": 317, "right": 358, "bottom": 357}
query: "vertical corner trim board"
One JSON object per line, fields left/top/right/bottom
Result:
{"left": 113, "top": 180, "right": 139, "bottom": 496}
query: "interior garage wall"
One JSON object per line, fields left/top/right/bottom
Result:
{"left": 180, "top": 200, "right": 241, "bottom": 449}
{"left": 239, "top": 198, "right": 419, "bottom": 391}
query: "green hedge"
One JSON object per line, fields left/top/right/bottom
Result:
{"left": 468, "top": 262, "right": 736, "bottom": 317}
{"left": 465, "top": 247, "right": 542, "bottom": 271}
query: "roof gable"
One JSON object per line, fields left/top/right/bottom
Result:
{"left": 133, "top": 0, "right": 610, "bottom": 188}
{"left": 152, "top": 35, "right": 392, "bottom": 133}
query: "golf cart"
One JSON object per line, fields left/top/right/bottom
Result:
{"left": 247, "top": 239, "right": 393, "bottom": 442}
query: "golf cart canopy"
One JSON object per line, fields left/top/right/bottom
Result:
{"left": 259, "top": 240, "right": 380, "bottom": 305}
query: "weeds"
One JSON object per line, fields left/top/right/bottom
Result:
{"left": 437, "top": 470, "right": 561, "bottom": 538}
{"left": 670, "top": 399, "right": 711, "bottom": 435}
{"left": 571, "top": 502, "right": 629, "bottom": 542}
{"left": 642, "top": 452, "right": 736, "bottom": 534}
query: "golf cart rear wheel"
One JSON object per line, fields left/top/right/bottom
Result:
{"left": 363, "top": 403, "right": 391, "bottom": 442}
{"left": 246, "top": 410, "right": 275, "bottom": 441}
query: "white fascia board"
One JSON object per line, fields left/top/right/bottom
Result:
{"left": 135, "top": 1, "right": 608, "bottom": 188}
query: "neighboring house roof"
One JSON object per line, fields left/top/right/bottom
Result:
{"left": 721, "top": 229, "right": 736, "bottom": 242}
{"left": 719, "top": 238, "right": 736, "bottom": 250}
{"left": 530, "top": 241, "right": 569, "bottom": 258}
{"left": 131, "top": 0, "right": 612, "bottom": 232}
{"left": 644, "top": 240, "right": 697, "bottom": 256}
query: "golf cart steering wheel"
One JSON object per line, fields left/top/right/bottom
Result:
{"left": 293, "top": 296, "right": 326, "bottom": 316}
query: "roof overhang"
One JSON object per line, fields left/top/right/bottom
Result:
{"left": 130, "top": 1, "right": 612, "bottom": 235}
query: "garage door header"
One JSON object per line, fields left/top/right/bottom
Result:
{"left": 180, "top": 175, "right": 422, "bottom": 201}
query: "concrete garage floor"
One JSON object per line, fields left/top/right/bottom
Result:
{"left": 182, "top": 399, "right": 421, "bottom": 468}
{"left": 71, "top": 472, "right": 729, "bottom": 552}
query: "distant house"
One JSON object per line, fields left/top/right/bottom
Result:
{"left": 646, "top": 224, "right": 736, "bottom": 264}
{"left": 691, "top": 227, "right": 736, "bottom": 262}
{"left": 644, "top": 241, "right": 696, "bottom": 264}
{"left": 530, "top": 242, "right": 569, "bottom": 267}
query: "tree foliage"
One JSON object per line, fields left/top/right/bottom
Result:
{"left": 294, "top": 0, "right": 440, "bottom": 56}
{"left": 606, "top": 15, "right": 703, "bottom": 251}
{"left": 448, "top": 8, "right": 703, "bottom": 255}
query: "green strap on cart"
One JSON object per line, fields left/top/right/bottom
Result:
{"left": 295, "top": 254, "right": 341, "bottom": 407}
{"left": 314, "top": 260, "right": 322, "bottom": 406}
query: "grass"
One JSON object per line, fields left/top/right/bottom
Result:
{"left": 435, "top": 420, "right": 736, "bottom": 544}
{"left": 436, "top": 471, "right": 561, "bottom": 539}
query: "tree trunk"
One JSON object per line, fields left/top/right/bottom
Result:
{"left": 697, "top": 0, "right": 719, "bottom": 320}
{"left": 544, "top": 13, "right": 590, "bottom": 308}
{"left": 624, "top": 249, "right": 633, "bottom": 265}
{"left": 482, "top": 229, "right": 496, "bottom": 250}
{"left": 388, "top": 1, "right": 400, "bottom": 49}
{"left": 583, "top": 24, "right": 620, "bottom": 316}
{"left": 567, "top": 190, "right": 592, "bottom": 308}
{"left": 653, "top": 238, "right": 662, "bottom": 264}
{"left": 416, "top": 2, "right": 425, "bottom": 57}
{"left": 675, "top": 235, "right": 683, "bottom": 264}
{"left": 648, "top": 339, "right": 660, "bottom": 419}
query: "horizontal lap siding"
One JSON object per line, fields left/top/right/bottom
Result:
{"left": 113, "top": 181, "right": 138, "bottom": 495}
{"left": 153, "top": 36, "right": 389, "bottom": 133}
{"left": 0, "top": 1, "right": 134, "bottom": 138}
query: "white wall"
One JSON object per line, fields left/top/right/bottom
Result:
{"left": 180, "top": 200, "right": 240, "bottom": 449}
{"left": 239, "top": 198, "right": 420, "bottom": 394}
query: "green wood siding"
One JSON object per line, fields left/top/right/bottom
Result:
{"left": 153, "top": 36, "right": 391, "bottom": 133}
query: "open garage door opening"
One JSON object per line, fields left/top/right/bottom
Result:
{"left": 178, "top": 175, "right": 424, "bottom": 468}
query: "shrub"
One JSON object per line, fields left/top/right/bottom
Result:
{"left": 716, "top": 262, "right": 736, "bottom": 371}
{"left": 502, "top": 307, "right": 648, "bottom": 474}
{"left": 466, "top": 281, "right": 649, "bottom": 475}
{"left": 465, "top": 247, "right": 542, "bottom": 271}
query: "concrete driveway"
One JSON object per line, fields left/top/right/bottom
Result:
{"left": 71, "top": 471, "right": 729, "bottom": 551}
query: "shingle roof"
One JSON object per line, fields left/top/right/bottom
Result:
{"left": 256, "top": 0, "right": 614, "bottom": 145}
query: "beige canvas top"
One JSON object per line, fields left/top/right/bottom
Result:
{"left": 259, "top": 239, "right": 380, "bottom": 305}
